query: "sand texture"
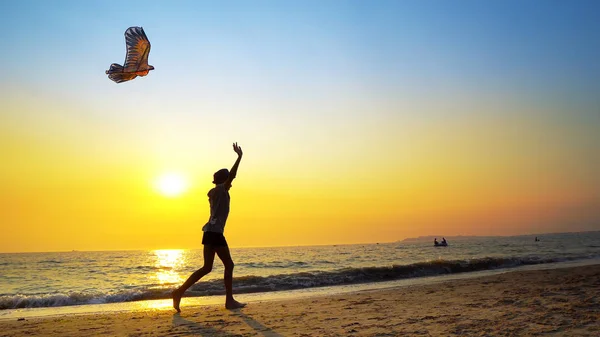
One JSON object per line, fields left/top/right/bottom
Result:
{"left": 1, "top": 265, "right": 599, "bottom": 336}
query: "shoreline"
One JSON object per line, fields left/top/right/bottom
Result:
{"left": 2, "top": 262, "right": 599, "bottom": 336}
{"left": 1, "top": 258, "right": 599, "bottom": 321}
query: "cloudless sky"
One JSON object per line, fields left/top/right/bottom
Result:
{"left": 1, "top": 0, "right": 599, "bottom": 252}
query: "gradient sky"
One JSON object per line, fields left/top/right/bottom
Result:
{"left": 1, "top": 0, "right": 599, "bottom": 252}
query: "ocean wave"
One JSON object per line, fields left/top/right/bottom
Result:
{"left": 0, "top": 289, "right": 169, "bottom": 310}
{"left": 1, "top": 255, "right": 594, "bottom": 310}
{"left": 37, "top": 260, "right": 63, "bottom": 264}
{"left": 239, "top": 261, "right": 310, "bottom": 269}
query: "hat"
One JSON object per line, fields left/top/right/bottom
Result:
{"left": 212, "top": 168, "right": 229, "bottom": 184}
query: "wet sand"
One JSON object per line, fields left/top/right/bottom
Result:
{"left": 2, "top": 264, "right": 599, "bottom": 336}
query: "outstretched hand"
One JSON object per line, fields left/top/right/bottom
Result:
{"left": 233, "top": 142, "right": 243, "bottom": 157}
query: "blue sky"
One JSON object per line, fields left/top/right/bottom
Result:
{"left": 2, "top": 0, "right": 599, "bottom": 97}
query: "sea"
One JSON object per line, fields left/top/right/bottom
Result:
{"left": 1, "top": 231, "right": 599, "bottom": 319}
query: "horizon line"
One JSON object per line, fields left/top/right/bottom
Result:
{"left": 2, "top": 229, "right": 598, "bottom": 254}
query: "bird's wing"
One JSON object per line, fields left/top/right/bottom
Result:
{"left": 123, "top": 27, "right": 151, "bottom": 72}
{"left": 108, "top": 72, "right": 138, "bottom": 83}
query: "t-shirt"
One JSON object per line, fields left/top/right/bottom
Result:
{"left": 202, "top": 184, "right": 230, "bottom": 233}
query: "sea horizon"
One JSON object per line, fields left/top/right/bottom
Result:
{"left": 2, "top": 229, "right": 596, "bottom": 254}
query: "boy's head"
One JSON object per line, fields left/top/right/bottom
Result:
{"left": 212, "top": 168, "right": 229, "bottom": 184}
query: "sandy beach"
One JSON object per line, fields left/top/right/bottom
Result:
{"left": 2, "top": 264, "right": 599, "bottom": 337}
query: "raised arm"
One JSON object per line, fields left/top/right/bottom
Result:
{"left": 224, "top": 142, "right": 243, "bottom": 189}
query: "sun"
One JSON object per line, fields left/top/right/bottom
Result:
{"left": 154, "top": 172, "right": 189, "bottom": 197}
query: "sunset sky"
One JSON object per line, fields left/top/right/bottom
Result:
{"left": 1, "top": 0, "right": 599, "bottom": 252}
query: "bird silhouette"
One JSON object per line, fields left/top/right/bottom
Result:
{"left": 106, "top": 27, "right": 154, "bottom": 83}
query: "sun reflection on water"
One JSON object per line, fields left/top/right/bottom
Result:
{"left": 153, "top": 249, "right": 185, "bottom": 286}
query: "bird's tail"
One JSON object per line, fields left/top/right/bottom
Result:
{"left": 105, "top": 63, "right": 124, "bottom": 74}
{"left": 107, "top": 72, "right": 136, "bottom": 83}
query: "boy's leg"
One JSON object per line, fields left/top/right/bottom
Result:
{"left": 172, "top": 245, "right": 216, "bottom": 312}
{"left": 215, "top": 246, "right": 246, "bottom": 309}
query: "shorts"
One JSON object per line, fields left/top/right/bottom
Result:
{"left": 202, "top": 231, "right": 228, "bottom": 247}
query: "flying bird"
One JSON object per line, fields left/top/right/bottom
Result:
{"left": 106, "top": 27, "right": 154, "bottom": 83}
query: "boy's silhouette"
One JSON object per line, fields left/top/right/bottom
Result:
{"left": 172, "top": 142, "right": 245, "bottom": 311}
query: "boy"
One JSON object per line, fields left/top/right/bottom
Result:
{"left": 172, "top": 142, "right": 245, "bottom": 311}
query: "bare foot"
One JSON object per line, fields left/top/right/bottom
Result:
{"left": 172, "top": 289, "right": 182, "bottom": 313}
{"left": 225, "top": 299, "right": 246, "bottom": 310}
